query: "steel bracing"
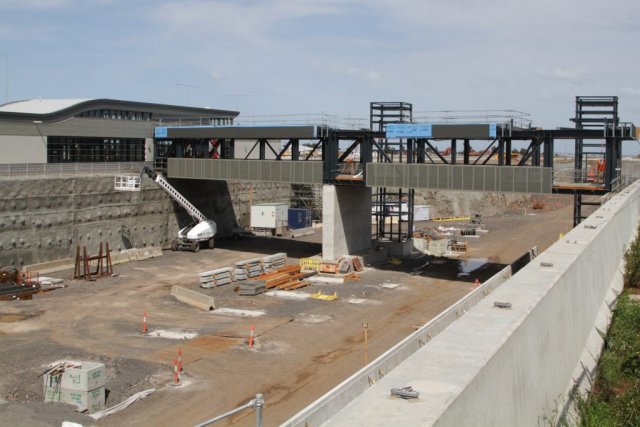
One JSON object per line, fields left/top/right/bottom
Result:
{"left": 154, "top": 96, "right": 637, "bottom": 229}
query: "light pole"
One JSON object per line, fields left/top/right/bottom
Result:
{"left": 0, "top": 53, "right": 7, "bottom": 104}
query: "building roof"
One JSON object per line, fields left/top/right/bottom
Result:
{"left": 0, "top": 99, "right": 90, "bottom": 114}
{"left": 0, "top": 98, "right": 239, "bottom": 123}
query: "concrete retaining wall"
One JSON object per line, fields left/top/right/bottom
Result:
{"left": 283, "top": 264, "right": 514, "bottom": 427}
{"left": 0, "top": 175, "right": 290, "bottom": 267}
{"left": 312, "top": 181, "right": 640, "bottom": 426}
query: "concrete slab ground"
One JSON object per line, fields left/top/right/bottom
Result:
{"left": 0, "top": 205, "right": 572, "bottom": 427}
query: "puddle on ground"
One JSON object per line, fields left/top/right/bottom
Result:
{"left": 456, "top": 258, "right": 489, "bottom": 277}
{"left": 0, "top": 312, "right": 41, "bottom": 322}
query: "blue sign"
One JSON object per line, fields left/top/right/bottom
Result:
{"left": 386, "top": 123, "right": 432, "bottom": 138}
{"left": 489, "top": 123, "right": 497, "bottom": 138}
{"left": 154, "top": 127, "right": 168, "bottom": 138}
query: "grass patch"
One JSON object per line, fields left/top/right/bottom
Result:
{"left": 577, "top": 226, "right": 640, "bottom": 425}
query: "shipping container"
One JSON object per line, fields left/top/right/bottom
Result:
{"left": 288, "top": 208, "right": 312, "bottom": 229}
{"left": 250, "top": 202, "right": 289, "bottom": 229}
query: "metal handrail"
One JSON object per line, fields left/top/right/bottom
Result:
{"left": 194, "top": 393, "right": 264, "bottom": 427}
{"left": 412, "top": 109, "right": 533, "bottom": 129}
{"left": 0, "top": 161, "right": 152, "bottom": 178}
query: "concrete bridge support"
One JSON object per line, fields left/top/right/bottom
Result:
{"left": 322, "top": 185, "right": 372, "bottom": 260}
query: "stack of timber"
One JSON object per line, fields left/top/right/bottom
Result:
{"left": 199, "top": 267, "right": 234, "bottom": 288}
{"left": 236, "top": 265, "right": 317, "bottom": 294}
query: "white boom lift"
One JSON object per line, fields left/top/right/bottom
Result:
{"left": 115, "top": 166, "right": 216, "bottom": 252}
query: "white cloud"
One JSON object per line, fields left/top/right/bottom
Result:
{"left": 210, "top": 71, "right": 222, "bottom": 81}
{"left": 366, "top": 70, "right": 382, "bottom": 82}
{"left": 620, "top": 87, "right": 640, "bottom": 98}
{"left": 535, "top": 68, "right": 587, "bottom": 84}
{"left": 0, "top": 0, "right": 72, "bottom": 9}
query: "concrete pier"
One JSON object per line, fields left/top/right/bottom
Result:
{"left": 322, "top": 185, "right": 372, "bottom": 260}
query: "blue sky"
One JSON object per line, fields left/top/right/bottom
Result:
{"left": 1, "top": 0, "right": 640, "bottom": 152}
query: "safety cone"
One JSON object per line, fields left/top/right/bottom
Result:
{"left": 249, "top": 325, "right": 255, "bottom": 349}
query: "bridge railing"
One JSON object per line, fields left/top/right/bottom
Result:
{"left": 0, "top": 162, "right": 151, "bottom": 179}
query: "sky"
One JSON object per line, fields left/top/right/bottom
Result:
{"left": 1, "top": 0, "right": 640, "bottom": 153}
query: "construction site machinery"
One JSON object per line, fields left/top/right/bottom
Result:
{"left": 116, "top": 166, "right": 217, "bottom": 252}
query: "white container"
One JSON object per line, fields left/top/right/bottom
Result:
{"left": 44, "top": 385, "right": 105, "bottom": 413}
{"left": 250, "top": 203, "right": 289, "bottom": 229}
{"left": 59, "top": 362, "right": 106, "bottom": 391}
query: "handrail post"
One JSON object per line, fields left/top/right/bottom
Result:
{"left": 255, "top": 393, "right": 264, "bottom": 427}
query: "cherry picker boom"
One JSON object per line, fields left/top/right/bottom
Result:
{"left": 140, "top": 166, "right": 216, "bottom": 252}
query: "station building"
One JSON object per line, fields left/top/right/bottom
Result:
{"left": 0, "top": 99, "right": 238, "bottom": 164}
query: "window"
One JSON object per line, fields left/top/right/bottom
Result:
{"left": 47, "top": 136, "right": 145, "bottom": 163}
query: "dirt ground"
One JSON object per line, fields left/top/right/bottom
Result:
{"left": 0, "top": 204, "right": 573, "bottom": 427}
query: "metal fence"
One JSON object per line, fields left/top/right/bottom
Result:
{"left": 0, "top": 162, "right": 151, "bottom": 178}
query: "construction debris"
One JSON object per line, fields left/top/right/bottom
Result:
{"left": 0, "top": 267, "right": 59, "bottom": 300}
{"left": 89, "top": 388, "right": 156, "bottom": 421}
{"left": 390, "top": 386, "right": 419, "bottom": 400}
{"left": 320, "top": 261, "right": 339, "bottom": 274}
{"left": 310, "top": 290, "right": 338, "bottom": 301}
{"left": 449, "top": 241, "right": 468, "bottom": 253}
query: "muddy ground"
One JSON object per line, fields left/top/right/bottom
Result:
{"left": 0, "top": 204, "right": 573, "bottom": 427}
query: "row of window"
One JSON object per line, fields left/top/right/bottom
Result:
{"left": 47, "top": 136, "right": 145, "bottom": 163}
{"left": 76, "top": 109, "right": 153, "bottom": 121}
{"left": 75, "top": 110, "right": 235, "bottom": 125}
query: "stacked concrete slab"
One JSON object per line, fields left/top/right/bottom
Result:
{"left": 199, "top": 267, "right": 234, "bottom": 288}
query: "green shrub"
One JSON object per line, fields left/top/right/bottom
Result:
{"left": 623, "top": 225, "right": 640, "bottom": 288}
{"left": 578, "top": 293, "right": 640, "bottom": 426}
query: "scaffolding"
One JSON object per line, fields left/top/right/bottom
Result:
{"left": 370, "top": 102, "right": 415, "bottom": 242}
{"left": 290, "top": 184, "right": 322, "bottom": 221}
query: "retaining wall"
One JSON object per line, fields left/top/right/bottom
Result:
{"left": 299, "top": 181, "right": 640, "bottom": 426}
{"left": 0, "top": 176, "right": 289, "bottom": 267}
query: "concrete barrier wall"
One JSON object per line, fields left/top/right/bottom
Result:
{"left": 319, "top": 181, "right": 640, "bottom": 426}
{"left": 283, "top": 263, "right": 514, "bottom": 427}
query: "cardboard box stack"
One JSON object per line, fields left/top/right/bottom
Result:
{"left": 43, "top": 361, "right": 106, "bottom": 413}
